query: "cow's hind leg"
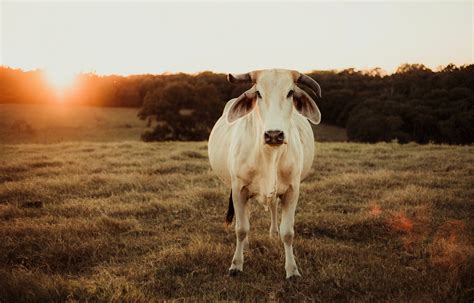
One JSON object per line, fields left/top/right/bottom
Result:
{"left": 226, "top": 190, "right": 248, "bottom": 250}
{"left": 225, "top": 190, "right": 234, "bottom": 226}
{"left": 229, "top": 185, "right": 250, "bottom": 276}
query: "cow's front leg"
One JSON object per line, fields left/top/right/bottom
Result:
{"left": 269, "top": 197, "right": 279, "bottom": 238}
{"left": 229, "top": 184, "right": 250, "bottom": 276}
{"left": 280, "top": 185, "right": 301, "bottom": 278}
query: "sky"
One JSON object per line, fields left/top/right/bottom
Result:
{"left": 1, "top": 1, "right": 473, "bottom": 78}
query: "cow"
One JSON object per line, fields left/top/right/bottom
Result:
{"left": 208, "top": 69, "right": 321, "bottom": 279}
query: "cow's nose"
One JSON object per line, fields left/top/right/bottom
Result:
{"left": 264, "top": 130, "right": 285, "bottom": 145}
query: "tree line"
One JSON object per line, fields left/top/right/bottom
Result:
{"left": 0, "top": 64, "right": 472, "bottom": 144}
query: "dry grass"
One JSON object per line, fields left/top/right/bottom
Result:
{"left": 0, "top": 104, "right": 148, "bottom": 144}
{"left": 0, "top": 141, "right": 473, "bottom": 302}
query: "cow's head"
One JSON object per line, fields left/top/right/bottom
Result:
{"left": 226, "top": 69, "right": 321, "bottom": 146}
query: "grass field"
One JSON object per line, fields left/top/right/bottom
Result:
{"left": 1, "top": 139, "right": 473, "bottom": 302}
{"left": 0, "top": 104, "right": 148, "bottom": 144}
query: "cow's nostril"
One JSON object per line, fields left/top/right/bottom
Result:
{"left": 264, "top": 130, "right": 285, "bottom": 145}
{"left": 264, "top": 133, "right": 271, "bottom": 142}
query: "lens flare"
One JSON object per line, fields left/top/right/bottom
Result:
{"left": 44, "top": 68, "right": 77, "bottom": 94}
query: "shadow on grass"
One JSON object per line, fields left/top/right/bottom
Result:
{"left": 297, "top": 217, "right": 395, "bottom": 243}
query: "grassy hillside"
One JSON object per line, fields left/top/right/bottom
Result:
{"left": 0, "top": 104, "right": 148, "bottom": 143}
{"left": 0, "top": 104, "right": 347, "bottom": 144}
{"left": 0, "top": 141, "right": 472, "bottom": 302}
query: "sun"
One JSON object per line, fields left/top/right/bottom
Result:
{"left": 44, "top": 68, "right": 77, "bottom": 93}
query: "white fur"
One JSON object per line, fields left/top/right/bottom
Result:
{"left": 208, "top": 69, "right": 317, "bottom": 278}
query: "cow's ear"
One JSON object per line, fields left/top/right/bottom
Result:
{"left": 226, "top": 87, "right": 257, "bottom": 124}
{"left": 293, "top": 87, "right": 321, "bottom": 124}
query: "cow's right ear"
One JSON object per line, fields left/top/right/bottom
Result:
{"left": 293, "top": 86, "right": 321, "bottom": 125}
{"left": 226, "top": 87, "right": 257, "bottom": 124}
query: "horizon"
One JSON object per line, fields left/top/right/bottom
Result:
{"left": 1, "top": 62, "right": 472, "bottom": 77}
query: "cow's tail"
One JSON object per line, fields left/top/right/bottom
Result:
{"left": 225, "top": 190, "right": 234, "bottom": 227}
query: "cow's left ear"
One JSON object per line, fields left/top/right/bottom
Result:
{"left": 293, "top": 87, "right": 321, "bottom": 124}
{"left": 226, "top": 87, "right": 257, "bottom": 124}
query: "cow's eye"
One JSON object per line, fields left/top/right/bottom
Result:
{"left": 256, "top": 91, "right": 262, "bottom": 99}
{"left": 287, "top": 90, "right": 294, "bottom": 98}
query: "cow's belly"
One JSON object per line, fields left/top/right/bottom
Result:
{"left": 208, "top": 116, "right": 233, "bottom": 186}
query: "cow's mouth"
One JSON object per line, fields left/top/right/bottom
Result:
{"left": 265, "top": 142, "right": 286, "bottom": 147}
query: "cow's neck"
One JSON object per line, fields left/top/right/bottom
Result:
{"left": 245, "top": 111, "right": 287, "bottom": 198}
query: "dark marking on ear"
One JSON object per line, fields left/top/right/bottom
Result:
{"left": 293, "top": 97, "right": 304, "bottom": 113}
{"left": 226, "top": 89, "right": 257, "bottom": 123}
{"left": 293, "top": 88, "right": 321, "bottom": 124}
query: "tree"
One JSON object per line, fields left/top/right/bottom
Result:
{"left": 138, "top": 81, "right": 223, "bottom": 141}
{"left": 1, "top": 64, "right": 473, "bottom": 144}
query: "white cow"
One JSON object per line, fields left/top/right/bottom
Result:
{"left": 208, "top": 69, "right": 321, "bottom": 278}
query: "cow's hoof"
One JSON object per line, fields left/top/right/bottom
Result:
{"left": 286, "top": 274, "right": 302, "bottom": 283}
{"left": 228, "top": 269, "right": 242, "bottom": 277}
{"left": 286, "top": 269, "right": 301, "bottom": 280}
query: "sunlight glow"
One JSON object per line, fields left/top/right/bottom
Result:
{"left": 44, "top": 68, "right": 77, "bottom": 93}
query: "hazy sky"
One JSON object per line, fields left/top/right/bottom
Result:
{"left": 1, "top": 1, "right": 473, "bottom": 77}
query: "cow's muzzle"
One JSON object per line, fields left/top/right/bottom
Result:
{"left": 264, "top": 130, "right": 285, "bottom": 146}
